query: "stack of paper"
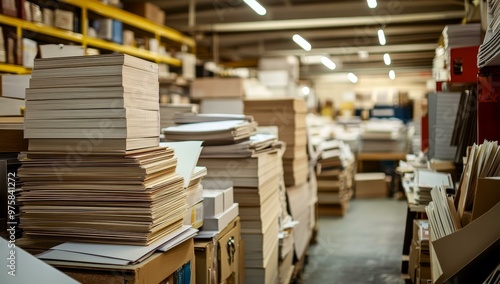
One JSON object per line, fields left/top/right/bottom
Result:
{"left": 18, "top": 147, "right": 187, "bottom": 245}
{"left": 0, "top": 116, "right": 28, "bottom": 152}
{"left": 163, "top": 120, "right": 257, "bottom": 146}
{"left": 24, "top": 54, "right": 161, "bottom": 152}
{"left": 200, "top": 133, "right": 283, "bottom": 158}
{"left": 200, "top": 152, "right": 281, "bottom": 284}
{"left": 478, "top": 1, "right": 500, "bottom": 67}
{"left": 159, "top": 103, "right": 198, "bottom": 129}
{"left": 17, "top": 54, "right": 189, "bottom": 246}
{"left": 244, "top": 98, "right": 309, "bottom": 186}
{"left": 442, "top": 23, "right": 482, "bottom": 49}
{"left": 173, "top": 112, "right": 253, "bottom": 125}
{"left": 428, "top": 92, "right": 460, "bottom": 160}
{"left": 359, "top": 119, "right": 407, "bottom": 152}
{"left": 316, "top": 140, "right": 355, "bottom": 216}
{"left": 414, "top": 170, "right": 454, "bottom": 205}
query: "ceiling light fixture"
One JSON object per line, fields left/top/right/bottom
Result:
{"left": 378, "top": 29, "right": 386, "bottom": 45}
{"left": 243, "top": 0, "right": 267, "bottom": 16}
{"left": 389, "top": 70, "right": 396, "bottom": 80}
{"left": 301, "top": 86, "right": 311, "bottom": 95}
{"left": 383, "top": 53, "right": 391, "bottom": 65}
{"left": 348, "top": 73, "right": 358, "bottom": 83}
{"left": 367, "top": 0, "right": 377, "bottom": 8}
{"left": 321, "top": 56, "right": 336, "bottom": 70}
{"left": 293, "top": 34, "right": 312, "bottom": 51}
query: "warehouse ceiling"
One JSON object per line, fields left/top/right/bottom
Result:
{"left": 127, "top": 0, "right": 470, "bottom": 80}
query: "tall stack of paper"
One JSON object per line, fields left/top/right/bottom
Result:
{"left": 316, "top": 140, "right": 355, "bottom": 216}
{"left": 244, "top": 98, "right": 308, "bottom": 186}
{"left": 200, "top": 153, "right": 281, "bottom": 284}
{"left": 428, "top": 92, "right": 460, "bottom": 160}
{"left": 159, "top": 103, "right": 197, "bottom": 129}
{"left": 478, "top": 0, "right": 500, "bottom": 67}
{"left": 24, "top": 54, "right": 161, "bottom": 152}
{"left": 286, "top": 183, "right": 313, "bottom": 262}
{"left": 17, "top": 54, "right": 189, "bottom": 246}
{"left": 163, "top": 116, "right": 280, "bottom": 283}
{"left": 359, "top": 119, "right": 407, "bottom": 152}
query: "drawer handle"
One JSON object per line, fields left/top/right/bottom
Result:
{"left": 226, "top": 236, "right": 236, "bottom": 264}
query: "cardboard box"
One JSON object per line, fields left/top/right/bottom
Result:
{"left": 0, "top": 74, "right": 30, "bottom": 99}
{"left": 124, "top": 2, "right": 165, "bottom": 26}
{"left": 49, "top": 239, "right": 195, "bottom": 284}
{"left": 432, "top": 203, "right": 500, "bottom": 284}
{"left": 354, "top": 172, "right": 387, "bottom": 198}
{"left": 471, "top": 177, "right": 500, "bottom": 221}
{"left": 195, "top": 217, "right": 241, "bottom": 284}
{"left": 54, "top": 9, "right": 74, "bottom": 31}
{"left": 203, "top": 190, "right": 224, "bottom": 217}
{"left": 191, "top": 78, "right": 245, "bottom": 99}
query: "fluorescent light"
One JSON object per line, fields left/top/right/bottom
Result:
{"left": 293, "top": 34, "right": 311, "bottom": 51}
{"left": 243, "top": 0, "right": 266, "bottom": 15}
{"left": 389, "top": 70, "right": 396, "bottom": 80}
{"left": 321, "top": 56, "right": 336, "bottom": 70}
{"left": 301, "top": 86, "right": 310, "bottom": 95}
{"left": 348, "top": 73, "right": 358, "bottom": 83}
{"left": 367, "top": 0, "right": 377, "bottom": 8}
{"left": 383, "top": 53, "right": 391, "bottom": 65}
{"left": 378, "top": 29, "right": 386, "bottom": 45}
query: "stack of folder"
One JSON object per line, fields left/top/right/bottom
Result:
{"left": 244, "top": 98, "right": 309, "bottom": 186}
{"left": 316, "top": 140, "right": 355, "bottom": 216}
{"left": 18, "top": 54, "right": 188, "bottom": 246}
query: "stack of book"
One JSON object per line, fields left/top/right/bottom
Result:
{"left": 359, "top": 119, "right": 407, "bottom": 153}
{"left": 316, "top": 140, "right": 355, "bottom": 216}
{"left": 244, "top": 98, "right": 309, "bottom": 186}
{"left": 18, "top": 54, "right": 188, "bottom": 245}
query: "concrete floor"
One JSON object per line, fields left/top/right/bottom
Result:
{"left": 303, "top": 199, "right": 407, "bottom": 284}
